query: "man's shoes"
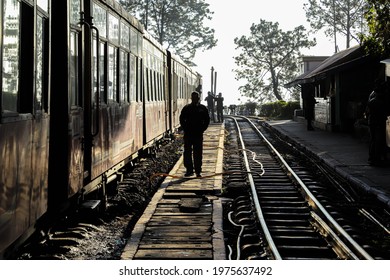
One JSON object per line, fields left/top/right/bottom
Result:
{"left": 184, "top": 171, "right": 194, "bottom": 177}
{"left": 196, "top": 173, "right": 202, "bottom": 178}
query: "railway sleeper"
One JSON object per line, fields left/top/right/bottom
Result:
{"left": 255, "top": 178, "right": 291, "bottom": 183}
{"left": 264, "top": 212, "right": 311, "bottom": 220}
{"left": 255, "top": 184, "right": 296, "bottom": 190}
{"left": 259, "top": 196, "right": 306, "bottom": 202}
{"left": 273, "top": 235, "right": 328, "bottom": 246}
{"left": 266, "top": 219, "right": 312, "bottom": 226}
{"left": 269, "top": 228, "right": 319, "bottom": 237}
{"left": 277, "top": 245, "right": 337, "bottom": 259}
{"left": 261, "top": 206, "right": 309, "bottom": 212}
{"left": 258, "top": 190, "right": 302, "bottom": 197}
{"left": 240, "top": 242, "right": 266, "bottom": 260}
{"left": 260, "top": 201, "right": 308, "bottom": 207}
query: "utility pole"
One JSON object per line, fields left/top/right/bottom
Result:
{"left": 333, "top": 0, "right": 338, "bottom": 53}
{"left": 214, "top": 71, "right": 217, "bottom": 96}
{"left": 210, "top": 67, "right": 215, "bottom": 122}
{"left": 210, "top": 66, "right": 214, "bottom": 94}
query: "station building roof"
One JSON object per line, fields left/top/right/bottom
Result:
{"left": 286, "top": 45, "right": 369, "bottom": 87}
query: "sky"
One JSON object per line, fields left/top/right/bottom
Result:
{"left": 192, "top": 0, "right": 341, "bottom": 107}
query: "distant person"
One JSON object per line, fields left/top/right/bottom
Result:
{"left": 302, "top": 91, "right": 316, "bottom": 130}
{"left": 229, "top": 104, "right": 237, "bottom": 115}
{"left": 215, "top": 92, "right": 224, "bottom": 122}
{"left": 204, "top": 91, "right": 215, "bottom": 122}
{"left": 180, "top": 91, "right": 210, "bottom": 177}
{"left": 366, "top": 81, "right": 388, "bottom": 166}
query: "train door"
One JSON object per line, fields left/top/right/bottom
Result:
{"left": 79, "top": 0, "right": 106, "bottom": 190}
{"left": 49, "top": 0, "right": 85, "bottom": 207}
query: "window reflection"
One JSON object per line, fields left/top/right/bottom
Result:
{"left": 35, "top": 15, "right": 44, "bottom": 111}
{"left": 130, "top": 27, "right": 138, "bottom": 55}
{"left": 93, "top": 40, "right": 105, "bottom": 103}
{"left": 130, "top": 54, "right": 136, "bottom": 102}
{"left": 108, "top": 13, "right": 119, "bottom": 45}
{"left": 93, "top": 3, "right": 107, "bottom": 38}
{"left": 2, "top": 0, "right": 20, "bottom": 112}
{"left": 37, "top": 0, "right": 48, "bottom": 12}
{"left": 70, "top": 0, "right": 81, "bottom": 26}
{"left": 119, "top": 50, "right": 128, "bottom": 103}
{"left": 108, "top": 46, "right": 117, "bottom": 102}
{"left": 121, "top": 22, "right": 129, "bottom": 49}
{"left": 70, "top": 32, "right": 79, "bottom": 106}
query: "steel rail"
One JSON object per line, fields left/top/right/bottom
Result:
{"left": 241, "top": 116, "right": 373, "bottom": 260}
{"left": 230, "top": 116, "right": 282, "bottom": 260}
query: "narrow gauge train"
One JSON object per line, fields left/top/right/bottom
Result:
{"left": 0, "top": 0, "right": 202, "bottom": 256}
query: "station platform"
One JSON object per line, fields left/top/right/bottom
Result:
{"left": 266, "top": 120, "right": 390, "bottom": 208}
{"left": 121, "top": 123, "right": 226, "bottom": 260}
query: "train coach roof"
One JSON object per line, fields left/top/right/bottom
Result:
{"left": 101, "top": 0, "right": 144, "bottom": 32}
{"left": 168, "top": 51, "right": 194, "bottom": 70}
{"left": 143, "top": 31, "right": 166, "bottom": 54}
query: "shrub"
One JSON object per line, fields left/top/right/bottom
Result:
{"left": 259, "top": 100, "right": 300, "bottom": 119}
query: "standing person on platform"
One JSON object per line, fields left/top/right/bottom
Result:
{"left": 366, "top": 81, "right": 388, "bottom": 166}
{"left": 302, "top": 91, "right": 316, "bottom": 130}
{"left": 215, "top": 92, "right": 224, "bottom": 122}
{"left": 180, "top": 91, "right": 210, "bottom": 177}
{"left": 204, "top": 91, "right": 215, "bottom": 122}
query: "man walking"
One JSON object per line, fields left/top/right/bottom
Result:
{"left": 215, "top": 92, "right": 224, "bottom": 122}
{"left": 180, "top": 91, "right": 210, "bottom": 177}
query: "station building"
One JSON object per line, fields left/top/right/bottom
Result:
{"left": 286, "top": 46, "right": 389, "bottom": 141}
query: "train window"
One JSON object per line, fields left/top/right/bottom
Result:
{"left": 138, "top": 34, "right": 143, "bottom": 57}
{"left": 172, "top": 73, "right": 178, "bottom": 111}
{"left": 2, "top": 0, "right": 20, "bottom": 113}
{"left": 149, "top": 68, "right": 153, "bottom": 101}
{"left": 70, "top": 31, "right": 79, "bottom": 107}
{"left": 108, "top": 45, "right": 118, "bottom": 103}
{"left": 37, "top": 0, "right": 48, "bottom": 12}
{"left": 121, "top": 22, "right": 130, "bottom": 50}
{"left": 145, "top": 70, "right": 149, "bottom": 101}
{"left": 130, "top": 27, "right": 138, "bottom": 55}
{"left": 181, "top": 77, "right": 184, "bottom": 99}
{"left": 159, "top": 73, "right": 162, "bottom": 101}
{"left": 93, "top": 3, "right": 107, "bottom": 39}
{"left": 138, "top": 59, "right": 142, "bottom": 102}
{"left": 149, "top": 69, "right": 153, "bottom": 101}
{"left": 161, "top": 74, "right": 165, "bottom": 101}
{"left": 99, "top": 42, "right": 106, "bottom": 103}
{"left": 93, "top": 40, "right": 106, "bottom": 104}
{"left": 108, "top": 13, "right": 119, "bottom": 45}
{"left": 157, "top": 73, "right": 161, "bottom": 101}
{"left": 129, "top": 54, "right": 136, "bottom": 102}
{"left": 35, "top": 14, "right": 45, "bottom": 112}
{"left": 70, "top": 0, "right": 81, "bottom": 26}
{"left": 153, "top": 71, "right": 157, "bottom": 101}
{"left": 119, "top": 50, "right": 129, "bottom": 103}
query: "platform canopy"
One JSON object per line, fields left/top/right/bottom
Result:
{"left": 285, "top": 46, "right": 369, "bottom": 88}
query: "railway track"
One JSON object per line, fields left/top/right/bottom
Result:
{"left": 223, "top": 116, "right": 390, "bottom": 260}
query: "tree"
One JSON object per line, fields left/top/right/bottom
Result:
{"left": 119, "top": 0, "right": 217, "bottom": 64}
{"left": 361, "top": 0, "right": 390, "bottom": 57}
{"left": 304, "top": 0, "right": 368, "bottom": 51}
{"left": 234, "top": 20, "right": 315, "bottom": 102}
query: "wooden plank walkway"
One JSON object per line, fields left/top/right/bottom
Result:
{"left": 121, "top": 123, "right": 226, "bottom": 260}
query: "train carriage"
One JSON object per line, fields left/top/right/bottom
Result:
{"left": 168, "top": 51, "right": 203, "bottom": 131}
{"left": 0, "top": 0, "right": 50, "bottom": 254}
{"left": 49, "top": 0, "right": 147, "bottom": 203}
{"left": 0, "top": 0, "right": 202, "bottom": 257}
{"left": 143, "top": 32, "right": 169, "bottom": 146}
